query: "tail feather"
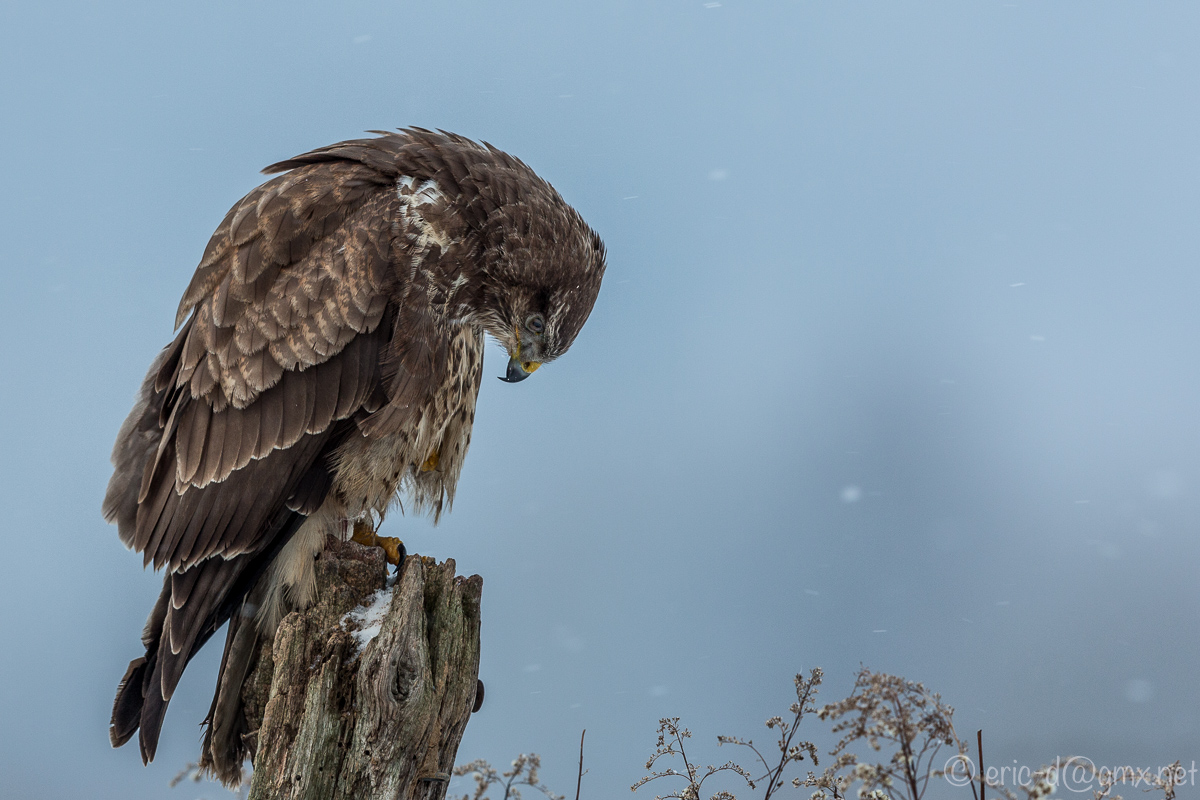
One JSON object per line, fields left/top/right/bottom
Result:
{"left": 109, "top": 509, "right": 305, "bottom": 766}
{"left": 109, "top": 657, "right": 149, "bottom": 748}
{"left": 139, "top": 657, "right": 171, "bottom": 764}
{"left": 199, "top": 586, "right": 266, "bottom": 786}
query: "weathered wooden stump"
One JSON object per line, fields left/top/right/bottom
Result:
{"left": 238, "top": 537, "right": 483, "bottom": 800}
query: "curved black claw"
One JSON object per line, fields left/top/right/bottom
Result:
{"left": 473, "top": 678, "right": 485, "bottom": 712}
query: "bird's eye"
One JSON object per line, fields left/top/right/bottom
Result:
{"left": 525, "top": 314, "right": 545, "bottom": 334}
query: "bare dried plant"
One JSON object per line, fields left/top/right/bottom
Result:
{"left": 630, "top": 716, "right": 756, "bottom": 800}
{"left": 812, "top": 667, "right": 964, "bottom": 800}
{"left": 625, "top": 668, "right": 1182, "bottom": 800}
{"left": 453, "top": 753, "right": 564, "bottom": 800}
{"left": 716, "top": 668, "right": 823, "bottom": 800}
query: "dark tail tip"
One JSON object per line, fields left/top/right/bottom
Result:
{"left": 110, "top": 653, "right": 169, "bottom": 766}
{"left": 138, "top": 660, "right": 171, "bottom": 765}
{"left": 110, "top": 657, "right": 148, "bottom": 748}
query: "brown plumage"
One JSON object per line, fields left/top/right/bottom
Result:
{"left": 103, "top": 129, "right": 605, "bottom": 785}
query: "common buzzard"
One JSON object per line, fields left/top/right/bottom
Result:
{"left": 102, "top": 129, "right": 606, "bottom": 784}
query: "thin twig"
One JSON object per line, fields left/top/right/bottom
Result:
{"left": 977, "top": 730, "right": 985, "bottom": 800}
{"left": 675, "top": 727, "right": 696, "bottom": 787}
{"left": 575, "top": 729, "right": 586, "bottom": 800}
{"left": 893, "top": 695, "right": 920, "bottom": 800}
{"left": 765, "top": 678, "right": 816, "bottom": 798}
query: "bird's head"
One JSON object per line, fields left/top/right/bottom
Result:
{"left": 476, "top": 189, "right": 606, "bottom": 383}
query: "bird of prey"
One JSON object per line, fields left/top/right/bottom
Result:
{"left": 102, "top": 129, "right": 605, "bottom": 784}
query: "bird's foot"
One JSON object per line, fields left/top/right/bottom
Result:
{"left": 350, "top": 519, "right": 406, "bottom": 567}
{"left": 420, "top": 449, "right": 439, "bottom": 472}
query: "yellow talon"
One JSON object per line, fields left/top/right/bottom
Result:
{"left": 421, "top": 450, "right": 439, "bottom": 472}
{"left": 350, "top": 519, "right": 406, "bottom": 566}
{"left": 375, "top": 536, "right": 406, "bottom": 566}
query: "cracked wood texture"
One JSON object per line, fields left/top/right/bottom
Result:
{"left": 238, "top": 537, "right": 482, "bottom": 800}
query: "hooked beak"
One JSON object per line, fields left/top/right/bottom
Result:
{"left": 499, "top": 356, "right": 541, "bottom": 383}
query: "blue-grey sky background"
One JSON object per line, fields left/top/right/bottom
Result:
{"left": 2, "top": 2, "right": 1198, "bottom": 798}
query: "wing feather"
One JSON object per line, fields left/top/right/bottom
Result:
{"left": 299, "top": 363, "right": 317, "bottom": 436}
{"left": 188, "top": 353, "right": 218, "bottom": 402}
{"left": 238, "top": 345, "right": 284, "bottom": 397}
{"left": 238, "top": 395, "right": 262, "bottom": 467}
{"left": 162, "top": 561, "right": 235, "bottom": 685}
{"left": 217, "top": 408, "right": 244, "bottom": 492}
{"left": 168, "top": 487, "right": 220, "bottom": 629}
{"left": 136, "top": 444, "right": 179, "bottom": 563}
{"left": 310, "top": 357, "right": 340, "bottom": 435}
{"left": 335, "top": 334, "right": 362, "bottom": 419}
{"left": 255, "top": 378, "right": 284, "bottom": 460}
{"left": 177, "top": 398, "right": 210, "bottom": 486}
{"left": 116, "top": 160, "right": 398, "bottom": 574}
{"left": 209, "top": 274, "right": 244, "bottom": 329}
{"left": 278, "top": 369, "right": 304, "bottom": 449}
{"left": 227, "top": 190, "right": 262, "bottom": 248}
{"left": 195, "top": 488, "right": 244, "bottom": 569}
{"left": 170, "top": 568, "right": 201, "bottom": 611}
{"left": 197, "top": 405, "right": 227, "bottom": 488}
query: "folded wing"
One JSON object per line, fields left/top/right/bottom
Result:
{"left": 103, "top": 156, "right": 402, "bottom": 764}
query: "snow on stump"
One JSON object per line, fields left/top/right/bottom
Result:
{"left": 241, "top": 537, "right": 483, "bottom": 800}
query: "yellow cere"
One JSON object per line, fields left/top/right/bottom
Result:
{"left": 522, "top": 361, "right": 541, "bottom": 374}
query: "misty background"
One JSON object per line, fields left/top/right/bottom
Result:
{"left": 1, "top": 2, "right": 1198, "bottom": 798}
